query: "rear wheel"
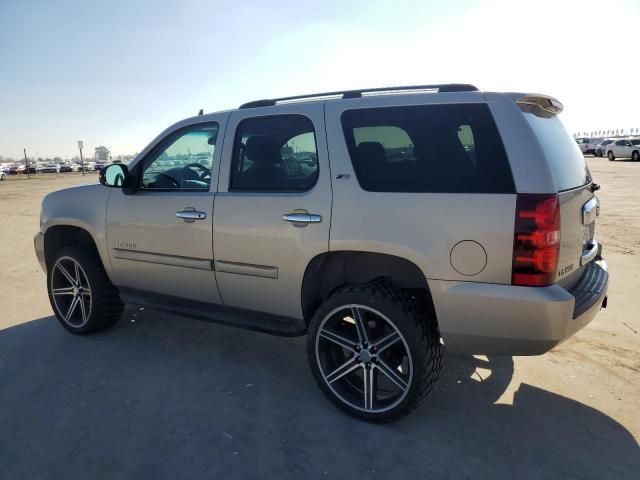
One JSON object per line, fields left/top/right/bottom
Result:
{"left": 48, "top": 245, "right": 123, "bottom": 334}
{"left": 307, "top": 283, "right": 442, "bottom": 422}
{"left": 632, "top": 151, "right": 639, "bottom": 162}
{"left": 607, "top": 151, "right": 615, "bottom": 161}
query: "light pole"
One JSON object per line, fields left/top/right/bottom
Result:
{"left": 78, "top": 140, "right": 85, "bottom": 176}
{"left": 23, "top": 148, "right": 30, "bottom": 179}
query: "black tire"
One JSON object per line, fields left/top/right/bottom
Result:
{"left": 307, "top": 283, "right": 442, "bottom": 422}
{"left": 607, "top": 151, "right": 615, "bottom": 161}
{"left": 632, "top": 151, "right": 639, "bottom": 162}
{"left": 47, "top": 245, "right": 123, "bottom": 334}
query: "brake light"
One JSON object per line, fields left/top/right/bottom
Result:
{"left": 512, "top": 194, "right": 560, "bottom": 286}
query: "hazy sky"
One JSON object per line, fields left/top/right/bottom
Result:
{"left": 1, "top": 0, "right": 638, "bottom": 159}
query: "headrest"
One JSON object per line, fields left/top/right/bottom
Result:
{"left": 245, "top": 136, "right": 281, "bottom": 165}
{"left": 356, "top": 141, "right": 386, "bottom": 163}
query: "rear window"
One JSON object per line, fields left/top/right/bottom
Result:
{"left": 523, "top": 113, "right": 591, "bottom": 191}
{"left": 341, "top": 104, "right": 514, "bottom": 193}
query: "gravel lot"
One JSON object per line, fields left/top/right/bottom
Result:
{"left": 0, "top": 161, "right": 638, "bottom": 479}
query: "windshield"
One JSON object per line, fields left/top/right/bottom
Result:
{"left": 524, "top": 113, "right": 590, "bottom": 191}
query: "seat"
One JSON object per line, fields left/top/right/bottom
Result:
{"left": 355, "top": 141, "right": 387, "bottom": 189}
{"left": 238, "top": 136, "right": 285, "bottom": 189}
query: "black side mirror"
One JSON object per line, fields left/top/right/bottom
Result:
{"left": 99, "top": 163, "right": 130, "bottom": 188}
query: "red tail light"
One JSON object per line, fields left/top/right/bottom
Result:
{"left": 512, "top": 194, "right": 560, "bottom": 286}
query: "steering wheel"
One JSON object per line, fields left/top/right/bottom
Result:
{"left": 184, "top": 163, "right": 211, "bottom": 181}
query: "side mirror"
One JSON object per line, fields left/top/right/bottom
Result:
{"left": 99, "top": 163, "right": 130, "bottom": 188}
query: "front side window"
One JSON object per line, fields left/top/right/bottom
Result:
{"left": 341, "top": 104, "right": 514, "bottom": 193}
{"left": 141, "top": 123, "right": 219, "bottom": 190}
{"left": 230, "top": 115, "right": 318, "bottom": 191}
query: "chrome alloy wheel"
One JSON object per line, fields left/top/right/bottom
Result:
{"left": 315, "top": 304, "right": 413, "bottom": 413}
{"left": 50, "top": 256, "right": 92, "bottom": 327}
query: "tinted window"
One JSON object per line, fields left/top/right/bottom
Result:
{"left": 230, "top": 115, "right": 318, "bottom": 191}
{"left": 523, "top": 113, "right": 590, "bottom": 191}
{"left": 615, "top": 140, "right": 625, "bottom": 146}
{"left": 141, "top": 123, "right": 218, "bottom": 190}
{"left": 341, "top": 104, "right": 514, "bottom": 193}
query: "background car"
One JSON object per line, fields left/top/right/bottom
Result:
{"left": 39, "top": 163, "right": 60, "bottom": 173}
{"left": 606, "top": 138, "right": 640, "bottom": 161}
{"left": 9, "top": 164, "right": 26, "bottom": 174}
{"left": 0, "top": 168, "right": 7, "bottom": 180}
{"left": 575, "top": 137, "right": 590, "bottom": 153}
{"left": 58, "top": 163, "right": 73, "bottom": 173}
{"left": 595, "top": 139, "right": 615, "bottom": 157}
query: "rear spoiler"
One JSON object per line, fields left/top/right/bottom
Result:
{"left": 516, "top": 94, "right": 564, "bottom": 118}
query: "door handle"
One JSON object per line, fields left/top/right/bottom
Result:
{"left": 282, "top": 213, "right": 322, "bottom": 224}
{"left": 176, "top": 210, "right": 207, "bottom": 220}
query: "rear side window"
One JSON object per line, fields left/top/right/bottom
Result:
{"left": 523, "top": 113, "right": 590, "bottom": 191}
{"left": 341, "top": 104, "right": 514, "bottom": 193}
{"left": 230, "top": 115, "right": 318, "bottom": 191}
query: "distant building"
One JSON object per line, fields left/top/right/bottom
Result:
{"left": 95, "top": 146, "right": 110, "bottom": 162}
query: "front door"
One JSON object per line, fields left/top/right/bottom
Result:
{"left": 106, "top": 118, "right": 226, "bottom": 303}
{"left": 212, "top": 103, "right": 332, "bottom": 319}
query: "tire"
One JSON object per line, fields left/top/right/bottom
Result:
{"left": 47, "top": 245, "right": 124, "bottom": 334}
{"left": 632, "top": 151, "right": 639, "bottom": 162}
{"left": 607, "top": 151, "right": 615, "bottom": 161}
{"left": 307, "top": 283, "right": 442, "bottom": 422}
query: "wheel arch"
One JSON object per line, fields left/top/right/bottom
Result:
{"left": 44, "top": 225, "right": 102, "bottom": 271}
{"left": 301, "top": 251, "right": 433, "bottom": 324}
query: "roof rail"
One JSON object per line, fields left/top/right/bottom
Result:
{"left": 238, "top": 84, "right": 478, "bottom": 109}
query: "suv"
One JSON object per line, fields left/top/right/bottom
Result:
{"left": 34, "top": 84, "right": 609, "bottom": 422}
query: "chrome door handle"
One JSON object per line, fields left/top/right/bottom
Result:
{"left": 282, "top": 213, "right": 322, "bottom": 224}
{"left": 176, "top": 210, "right": 207, "bottom": 220}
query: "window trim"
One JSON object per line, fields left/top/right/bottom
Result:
{"left": 133, "top": 121, "right": 220, "bottom": 193}
{"left": 229, "top": 113, "right": 319, "bottom": 193}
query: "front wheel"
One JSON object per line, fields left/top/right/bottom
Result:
{"left": 607, "top": 151, "right": 615, "bottom": 161}
{"left": 48, "top": 245, "right": 124, "bottom": 334}
{"left": 307, "top": 283, "right": 442, "bottom": 422}
{"left": 632, "top": 151, "right": 639, "bottom": 162}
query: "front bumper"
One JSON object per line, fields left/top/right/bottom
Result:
{"left": 430, "top": 259, "right": 609, "bottom": 355}
{"left": 34, "top": 232, "right": 46, "bottom": 273}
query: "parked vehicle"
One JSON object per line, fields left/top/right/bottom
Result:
{"left": 39, "top": 163, "right": 61, "bottom": 173}
{"left": 595, "top": 139, "right": 615, "bottom": 157}
{"left": 606, "top": 138, "right": 640, "bottom": 161}
{"left": 59, "top": 163, "right": 74, "bottom": 173}
{"left": 575, "top": 137, "right": 590, "bottom": 153}
{"left": 94, "top": 162, "right": 109, "bottom": 172}
{"left": 35, "top": 84, "right": 608, "bottom": 422}
{"left": 9, "top": 164, "right": 26, "bottom": 174}
{"left": 0, "top": 169, "right": 6, "bottom": 181}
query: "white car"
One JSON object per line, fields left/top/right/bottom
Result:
{"left": 595, "top": 139, "right": 615, "bottom": 157}
{"left": 575, "top": 137, "right": 590, "bottom": 153}
{"left": 606, "top": 138, "right": 640, "bottom": 161}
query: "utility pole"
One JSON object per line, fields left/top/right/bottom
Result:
{"left": 78, "top": 140, "right": 85, "bottom": 176}
{"left": 23, "top": 148, "right": 30, "bottom": 179}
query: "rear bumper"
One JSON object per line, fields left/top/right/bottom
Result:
{"left": 430, "top": 259, "right": 608, "bottom": 355}
{"left": 34, "top": 232, "right": 46, "bottom": 273}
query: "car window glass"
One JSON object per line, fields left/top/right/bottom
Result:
{"left": 230, "top": 115, "right": 318, "bottom": 191}
{"left": 341, "top": 104, "right": 514, "bottom": 193}
{"left": 141, "top": 123, "right": 218, "bottom": 190}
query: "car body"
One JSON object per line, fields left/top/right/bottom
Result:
{"left": 94, "top": 162, "right": 109, "bottom": 171}
{"left": 0, "top": 168, "right": 6, "bottom": 180}
{"left": 8, "top": 164, "right": 26, "bottom": 174}
{"left": 575, "top": 137, "right": 590, "bottom": 153}
{"left": 34, "top": 84, "right": 608, "bottom": 421}
{"left": 595, "top": 139, "right": 615, "bottom": 157}
{"left": 605, "top": 137, "right": 640, "bottom": 161}
{"left": 59, "top": 163, "right": 74, "bottom": 173}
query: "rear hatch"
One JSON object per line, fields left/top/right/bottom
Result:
{"left": 519, "top": 98, "right": 598, "bottom": 290}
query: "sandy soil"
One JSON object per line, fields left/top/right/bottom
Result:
{"left": 0, "top": 162, "right": 638, "bottom": 479}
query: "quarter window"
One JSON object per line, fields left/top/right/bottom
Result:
{"left": 341, "top": 104, "right": 514, "bottom": 193}
{"left": 230, "top": 115, "right": 318, "bottom": 191}
{"left": 141, "top": 123, "right": 218, "bottom": 190}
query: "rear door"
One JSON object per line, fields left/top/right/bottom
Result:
{"left": 521, "top": 111, "right": 598, "bottom": 288}
{"left": 212, "top": 103, "right": 332, "bottom": 319}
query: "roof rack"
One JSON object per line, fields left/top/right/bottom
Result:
{"left": 239, "top": 83, "right": 478, "bottom": 109}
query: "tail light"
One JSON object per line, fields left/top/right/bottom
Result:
{"left": 512, "top": 194, "right": 560, "bottom": 286}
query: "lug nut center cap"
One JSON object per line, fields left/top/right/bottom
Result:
{"left": 358, "top": 350, "right": 372, "bottom": 363}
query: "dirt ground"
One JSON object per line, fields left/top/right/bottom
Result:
{"left": 0, "top": 161, "right": 638, "bottom": 479}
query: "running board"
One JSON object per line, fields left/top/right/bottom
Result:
{"left": 119, "top": 287, "right": 307, "bottom": 337}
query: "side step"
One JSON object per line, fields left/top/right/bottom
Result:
{"left": 119, "top": 288, "right": 307, "bottom": 337}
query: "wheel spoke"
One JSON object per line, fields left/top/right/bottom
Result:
{"left": 377, "top": 358, "right": 409, "bottom": 392}
{"left": 65, "top": 296, "right": 80, "bottom": 323}
{"left": 81, "top": 288, "right": 91, "bottom": 296}
{"left": 319, "top": 329, "right": 357, "bottom": 351}
{"left": 74, "top": 262, "right": 81, "bottom": 285}
{"left": 52, "top": 286, "right": 75, "bottom": 296}
{"left": 351, "top": 307, "right": 369, "bottom": 345}
{"left": 56, "top": 263, "right": 77, "bottom": 286}
{"left": 364, "top": 366, "right": 375, "bottom": 410}
{"left": 374, "top": 331, "right": 401, "bottom": 353}
{"left": 78, "top": 295, "right": 88, "bottom": 324}
{"left": 325, "top": 357, "right": 360, "bottom": 384}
